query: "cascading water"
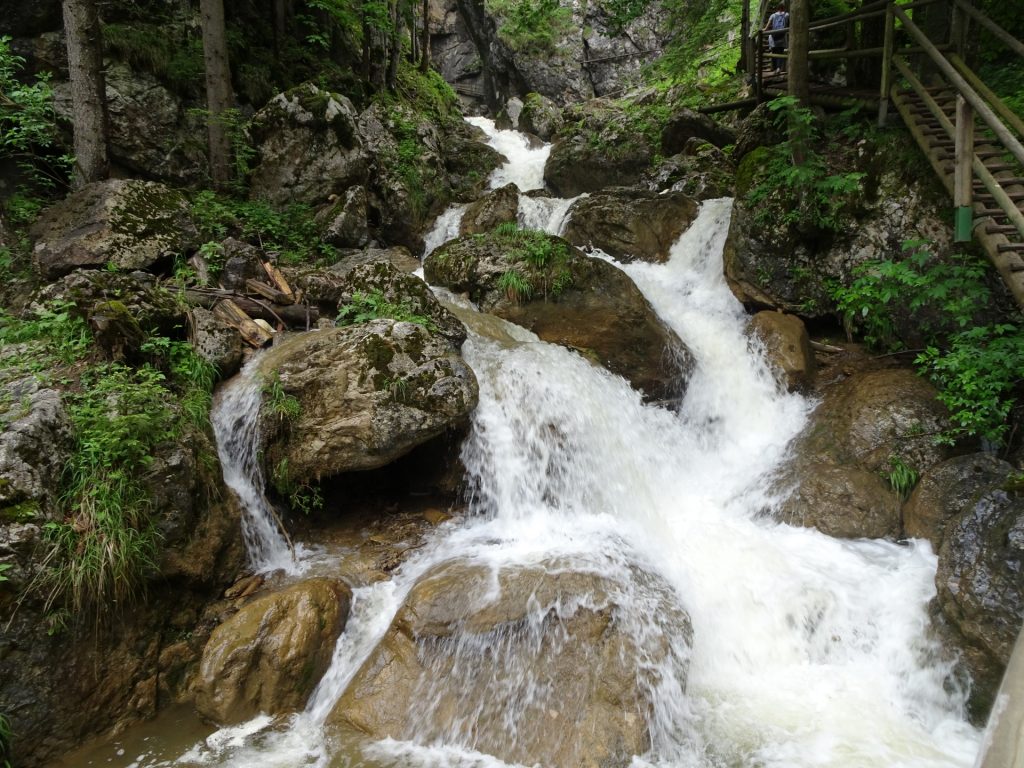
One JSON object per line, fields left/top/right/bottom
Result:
{"left": 99, "top": 119, "right": 981, "bottom": 768}
{"left": 211, "top": 357, "right": 300, "bottom": 574}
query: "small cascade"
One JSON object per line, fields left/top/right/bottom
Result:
{"left": 423, "top": 203, "right": 468, "bottom": 257}
{"left": 465, "top": 116, "right": 549, "bottom": 191}
{"left": 517, "top": 193, "right": 579, "bottom": 235}
{"left": 210, "top": 357, "right": 299, "bottom": 574}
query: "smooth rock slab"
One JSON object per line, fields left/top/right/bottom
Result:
{"left": 194, "top": 578, "right": 352, "bottom": 724}
{"left": 746, "top": 311, "right": 815, "bottom": 392}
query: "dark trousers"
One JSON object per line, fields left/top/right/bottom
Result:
{"left": 770, "top": 44, "right": 786, "bottom": 71}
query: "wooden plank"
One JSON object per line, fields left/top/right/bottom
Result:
{"left": 954, "top": 95, "right": 975, "bottom": 242}
{"left": 262, "top": 261, "right": 295, "bottom": 301}
{"left": 213, "top": 299, "right": 274, "bottom": 348}
{"left": 246, "top": 278, "right": 293, "bottom": 305}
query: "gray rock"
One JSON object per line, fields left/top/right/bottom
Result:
{"left": 256, "top": 320, "right": 478, "bottom": 485}
{"left": 328, "top": 246, "right": 421, "bottom": 277}
{"left": 518, "top": 92, "right": 564, "bottom": 140}
{"left": 31, "top": 179, "right": 198, "bottom": 279}
{"left": 218, "top": 239, "right": 267, "bottom": 292}
{"left": 327, "top": 560, "right": 691, "bottom": 768}
{"left": 563, "top": 189, "right": 698, "bottom": 263}
{"left": 189, "top": 307, "right": 243, "bottom": 379}
{"left": 194, "top": 578, "right": 352, "bottom": 725}
{"left": 459, "top": 182, "right": 519, "bottom": 236}
{"left": 249, "top": 84, "right": 368, "bottom": 207}
{"left": 643, "top": 141, "right": 735, "bottom": 200}
{"left": 317, "top": 185, "right": 370, "bottom": 248}
{"left": 661, "top": 108, "right": 735, "bottom": 155}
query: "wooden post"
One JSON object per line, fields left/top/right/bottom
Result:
{"left": 878, "top": 5, "right": 895, "bottom": 127}
{"left": 741, "top": 0, "right": 751, "bottom": 74}
{"left": 756, "top": 30, "right": 764, "bottom": 99}
{"left": 954, "top": 95, "right": 974, "bottom": 242}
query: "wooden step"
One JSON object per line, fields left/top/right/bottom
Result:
{"left": 986, "top": 224, "right": 1022, "bottom": 234}
{"left": 997, "top": 243, "right": 1024, "bottom": 252}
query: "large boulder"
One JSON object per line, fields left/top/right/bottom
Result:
{"left": 777, "top": 368, "right": 949, "bottom": 538}
{"left": 936, "top": 483, "right": 1024, "bottom": 720}
{"left": 544, "top": 100, "right": 657, "bottom": 196}
{"left": 643, "top": 140, "right": 735, "bottom": 200}
{"left": 562, "top": 189, "right": 698, "bottom": 263}
{"left": 327, "top": 560, "right": 691, "bottom": 767}
{"left": 248, "top": 83, "right": 369, "bottom": 207}
{"left": 31, "top": 180, "right": 198, "bottom": 279}
{"left": 328, "top": 246, "right": 421, "bottom": 277}
{"left": 256, "top": 320, "right": 478, "bottom": 486}
{"left": 518, "top": 92, "right": 564, "bottom": 141}
{"left": 317, "top": 185, "right": 370, "bottom": 248}
{"left": 746, "top": 311, "right": 815, "bottom": 392}
{"left": 904, "top": 453, "right": 1016, "bottom": 551}
{"left": 459, "top": 182, "right": 520, "bottom": 236}
{"left": 660, "top": 107, "right": 735, "bottom": 156}
{"left": 425, "top": 230, "right": 693, "bottom": 401}
{"left": 188, "top": 307, "right": 243, "bottom": 380}
{"left": 194, "top": 578, "right": 352, "bottom": 724}
{"left": 53, "top": 61, "right": 208, "bottom": 185}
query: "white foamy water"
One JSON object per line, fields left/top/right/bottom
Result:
{"left": 423, "top": 203, "right": 468, "bottom": 257}
{"left": 117, "top": 132, "right": 979, "bottom": 768}
{"left": 211, "top": 357, "right": 302, "bottom": 574}
{"left": 465, "top": 116, "right": 550, "bottom": 191}
{"left": 517, "top": 193, "right": 579, "bottom": 234}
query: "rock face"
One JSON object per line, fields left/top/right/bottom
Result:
{"left": 518, "top": 92, "right": 564, "bottom": 140}
{"left": 778, "top": 368, "right": 949, "bottom": 539}
{"left": 460, "top": 182, "right": 520, "bottom": 235}
{"left": 53, "top": 62, "right": 208, "bottom": 185}
{"left": 425, "top": 231, "right": 693, "bottom": 401}
{"left": 746, "top": 311, "right": 815, "bottom": 392}
{"left": 562, "top": 189, "right": 698, "bottom": 263}
{"left": 660, "top": 107, "right": 736, "bottom": 156}
{"left": 643, "top": 140, "right": 735, "bottom": 200}
{"left": 31, "top": 180, "right": 198, "bottom": 279}
{"left": 317, "top": 185, "right": 371, "bottom": 248}
{"left": 188, "top": 307, "right": 243, "bottom": 380}
{"left": 194, "top": 578, "right": 352, "bottom": 725}
{"left": 257, "top": 320, "right": 478, "bottom": 486}
{"left": 936, "top": 482, "right": 1024, "bottom": 719}
{"left": 327, "top": 560, "right": 691, "bottom": 768}
{"left": 249, "top": 84, "right": 368, "bottom": 208}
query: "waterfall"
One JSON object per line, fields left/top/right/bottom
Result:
{"left": 210, "top": 356, "right": 300, "bottom": 574}
{"left": 114, "top": 121, "right": 979, "bottom": 768}
{"left": 465, "top": 116, "right": 549, "bottom": 191}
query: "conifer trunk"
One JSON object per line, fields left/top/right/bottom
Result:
{"left": 61, "top": 0, "right": 108, "bottom": 187}
{"left": 200, "top": 0, "right": 234, "bottom": 189}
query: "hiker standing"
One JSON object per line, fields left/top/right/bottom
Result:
{"left": 764, "top": 3, "right": 789, "bottom": 73}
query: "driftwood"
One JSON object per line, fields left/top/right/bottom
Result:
{"left": 262, "top": 261, "right": 295, "bottom": 301}
{"left": 246, "top": 278, "right": 294, "bottom": 305}
{"left": 213, "top": 299, "right": 274, "bottom": 347}
{"left": 185, "top": 287, "right": 320, "bottom": 327}
{"left": 810, "top": 340, "right": 844, "bottom": 354}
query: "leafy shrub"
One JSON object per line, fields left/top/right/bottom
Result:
{"left": 336, "top": 290, "right": 436, "bottom": 329}
{"left": 261, "top": 372, "right": 302, "bottom": 422}
{"left": 885, "top": 455, "right": 919, "bottom": 499}
{"left": 0, "top": 300, "right": 93, "bottom": 370}
{"left": 746, "top": 96, "right": 866, "bottom": 234}
{"left": 485, "top": 0, "right": 572, "bottom": 53}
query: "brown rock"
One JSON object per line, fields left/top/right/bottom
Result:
{"left": 779, "top": 461, "right": 902, "bottom": 539}
{"left": 194, "top": 578, "right": 352, "bottom": 725}
{"left": 459, "top": 182, "right": 519, "bottom": 236}
{"left": 747, "top": 311, "right": 815, "bottom": 392}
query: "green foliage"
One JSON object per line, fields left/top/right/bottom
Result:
{"left": 43, "top": 364, "right": 179, "bottom": 615}
{"left": 832, "top": 241, "right": 1023, "bottom": 446}
{"left": 190, "top": 191, "right": 334, "bottom": 266}
{"left": 271, "top": 457, "right": 324, "bottom": 515}
{"left": 336, "top": 290, "right": 436, "bottom": 329}
{"left": 261, "top": 373, "right": 302, "bottom": 422}
{"left": 0, "top": 710, "right": 10, "bottom": 768}
{"left": 599, "top": 0, "right": 651, "bottom": 33}
{"left": 0, "top": 300, "right": 93, "bottom": 370}
{"left": 0, "top": 36, "right": 72, "bottom": 193}
{"left": 746, "top": 96, "right": 866, "bottom": 234}
{"left": 0, "top": 563, "right": 10, "bottom": 583}
{"left": 656, "top": 0, "right": 743, "bottom": 91}
{"left": 885, "top": 455, "right": 919, "bottom": 499}
{"left": 498, "top": 268, "right": 533, "bottom": 303}
{"left": 102, "top": 23, "right": 204, "bottom": 96}
{"left": 140, "top": 335, "right": 217, "bottom": 428}
{"left": 485, "top": 0, "right": 572, "bottom": 54}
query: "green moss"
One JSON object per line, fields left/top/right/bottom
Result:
{"left": 360, "top": 334, "right": 396, "bottom": 371}
{"left": 102, "top": 22, "right": 205, "bottom": 96}
{"left": 0, "top": 500, "right": 41, "bottom": 523}
{"left": 735, "top": 146, "right": 771, "bottom": 198}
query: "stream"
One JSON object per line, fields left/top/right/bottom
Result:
{"left": 59, "top": 118, "right": 981, "bottom": 768}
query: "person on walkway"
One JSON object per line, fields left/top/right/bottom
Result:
{"left": 764, "top": 3, "right": 789, "bottom": 73}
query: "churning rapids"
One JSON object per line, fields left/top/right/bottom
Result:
{"left": 82, "top": 118, "right": 981, "bottom": 768}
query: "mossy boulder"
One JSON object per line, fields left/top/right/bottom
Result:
{"left": 327, "top": 560, "right": 691, "bottom": 768}
{"left": 249, "top": 83, "right": 369, "bottom": 207}
{"left": 425, "top": 229, "right": 693, "bottom": 401}
{"left": 459, "top": 182, "right": 520, "bottom": 236}
{"left": 562, "top": 188, "right": 698, "bottom": 263}
{"left": 31, "top": 180, "right": 198, "bottom": 279}
{"left": 643, "top": 141, "right": 735, "bottom": 200}
{"left": 519, "top": 92, "right": 564, "bottom": 141}
{"left": 194, "top": 578, "right": 352, "bottom": 725}
{"left": 256, "top": 320, "right": 478, "bottom": 486}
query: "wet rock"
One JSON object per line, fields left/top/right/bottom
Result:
{"left": 732, "top": 102, "right": 784, "bottom": 161}
{"left": 188, "top": 307, "right": 243, "bottom": 380}
{"left": 495, "top": 96, "right": 524, "bottom": 129}
{"left": 562, "top": 189, "right": 699, "bottom": 263}
{"left": 425, "top": 230, "right": 693, "bottom": 401}
{"left": 256, "top": 320, "right": 478, "bottom": 486}
{"left": 31, "top": 180, "right": 198, "bottom": 279}
{"left": 249, "top": 83, "right": 369, "bottom": 208}
{"left": 328, "top": 246, "right": 421, "bottom": 277}
{"left": 936, "top": 485, "right": 1024, "bottom": 719}
{"left": 459, "top": 182, "right": 520, "bottom": 236}
{"left": 194, "top": 578, "right": 352, "bottom": 724}
{"left": 327, "top": 560, "right": 691, "bottom": 768}
{"left": 519, "top": 92, "right": 564, "bottom": 141}
{"left": 660, "top": 107, "right": 735, "bottom": 155}
{"left": 218, "top": 238, "right": 267, "bottom": 292}
{"left": 544, "top": 100, "right": 657, "bottom": 196}
{"left": 317, "top": 185, "right": 370, "bottom": 248}
{"left": 777, "top": 368, "right": 949, "bottom": 539}
{"left": 904, "top": 454, "right": 1016, "bottom": 551}
{"left": 746, "top": 311, "right": 815, "bottom": 392}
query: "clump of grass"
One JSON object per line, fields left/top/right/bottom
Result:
{"left": 885, "top": 455, "right": 919, "bottom": 500}
{"left": 498, "top": 268, "right": 533, "bottom": 303}
{"left": 492, "top": 224, "right": 573, "bottom": 300}
{"left": 261, "top": 372, "right": 301, "bottom": 422}
{"left": 336, "top": 290, "right": 436, "bottom": 330}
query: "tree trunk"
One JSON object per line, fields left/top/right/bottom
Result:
{"left": 419, "top": 0, "right": 430, "bottom": 72}
{"left": 386, "top": 0, "right": 402, "bottom": 89}
{"left": 272, "top": 0, "right": 287, "bottom": 57}
{"left": 788, "top": 0, "right": 810, "bottom": 106}
{"left": 200, "top": 0, "right": 234, "bottom": 189}
{"left": 61, "top": 0, "right": 108, "bottom": 187}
